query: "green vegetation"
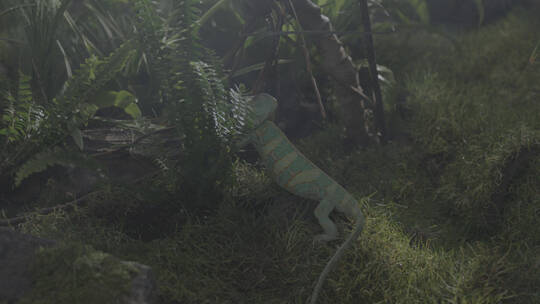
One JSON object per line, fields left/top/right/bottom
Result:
{"left": 1, "top": 1, "right": 539, "bottom": 303}
{"left": 19, "top": 243, "right": 139, "bottom": 304}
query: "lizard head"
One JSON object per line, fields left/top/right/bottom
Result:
{"left": 251, "top": 93, "right": 278, "bottom": 125}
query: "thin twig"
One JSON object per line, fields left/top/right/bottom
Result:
{"left": 0, "top": 190, "right": 103, "bottom": 227}
{"left": 288, "top": 0, "right": 326, "bottom": 119}
{"left": 225, "top": 18, "right": 258, "bottom": 81}
{"left": 0, "top": 37, "right": 25, "bottom": 44}
{"left": 31, "top": 59, "right": 49, "bottom": 104}
{"left": 359, "top": 0, "right": 386, "bottom": 144}
{"left": 252, "top": 2, "right": 284, "bottom": 95}
{"left": 244, "top": 29, "right": 396, "bottom": 37}
{"left": 0, "top": 170, "right": 160, "bottom": 227}
{"left": 0, "top": 4, "right": 36, "bottom": 18}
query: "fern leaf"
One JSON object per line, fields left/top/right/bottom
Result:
{"left": 14, "top": 147, "right": 100, "bottom": 187}
{"left": 0, "top": 71, "right": 44, "bottom": 142}
{"left": 14, "top": 147, "right": 63, "bottom": 186}
{"left": 56, "top": 40, "right": 137, "bottom": 107}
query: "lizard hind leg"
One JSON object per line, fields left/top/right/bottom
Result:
{"left": 313, "top": 198, "right": 339, "bottom": 242}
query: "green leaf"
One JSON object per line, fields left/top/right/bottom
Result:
{"left": 410, "top": 0, "right": 430, "bottom": 24}
{"left": 112, "top": 90, "right": 136, "bottom": 108}
{"left": 91, "top": 90, "right": 141, "bottom": 119}
{"left": 199, "top": 0, "right": 231, "bottom": 28}
{"left": 14, "top": 147, "right": 100, "bottom": 187}
{"left": 70, "top": 128, "right": 84, "bottom": 150}
{"left": 123, "top": 102, "right": 142, "bottom": 119}
{"left": 93, "top": 91, "right": 122, "bottom": 108}
{"left": 81, "top": 103, "right": 100, "bottom": 120}
{"left": 473, "top": 0, "right": 485, "bottom": 26}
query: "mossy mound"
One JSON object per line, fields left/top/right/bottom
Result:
{"left": 18, "top": 243, "right": 139, "bottom": 304}
{"left": 404, "top": 7, "right": 540, "bottom": 236}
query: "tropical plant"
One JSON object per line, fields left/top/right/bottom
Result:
{"left": 131, "top": 0, "right": 254, "bottom": 204}
{"left": 0, "top": 0, "right": 148, "bottom": 190}
{"left": 0, "top": 39, "right": 139, "bottom": 187}
{"left": 1, "top": 0, "right": 254, "bottom": 205}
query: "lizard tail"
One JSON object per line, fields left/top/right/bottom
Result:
{"left": 309, "top": 214, "right": 365, "bottom": 304}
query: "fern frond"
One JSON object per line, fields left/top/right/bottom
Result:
{"left": 14, "top": 146, "right": 100, "bottom": 187}
{"left": 227, "top": 85, "right": 254, "bottom": 142}
{"left": 191, "top": 60, "right": 226, "bottom": 132}
{"left": 170, "top": 0, "right": 202, "bottom": 32}
{"left": 124, "top": 0, "right": 251, "bottom": 201}
{"left": 132, "top": 0, "right": 163, "bottom": 64}
{"left": 14, "top": 148, "right": 60, "bottom": 187}
{"left": 0, "top": 71, "right": 45, "bottom": 142}
{"left": 56, "top": 39, "right": 137, "bottom": 108}
{"left": 133, "top": 0, "right": 162, "bottom": 34}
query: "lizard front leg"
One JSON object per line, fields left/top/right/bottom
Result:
{"left": 313, "top": 198, "right": 339, "bottom": 242}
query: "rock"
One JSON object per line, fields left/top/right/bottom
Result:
{"left": 122, "top": 262, "right": 157, "bottom": 304}
{"left": 0, "top": 227, "right": 55, "bottom": 302}
{"left": 0, "top": 228, "right": 157, "bottom": 304}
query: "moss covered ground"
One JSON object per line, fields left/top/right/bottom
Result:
{"left": 18, "top": 243, "right": 138, "bottom": 304}
{"left": 11, "top": 6, "right": 540, "bottom": 304}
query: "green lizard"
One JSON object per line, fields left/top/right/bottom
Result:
{"left": 240, "top": 93, "right": 366, "bottom": 304}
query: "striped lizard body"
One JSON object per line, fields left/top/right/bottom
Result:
{"left": 244, "top": 94, "right": 366, "bottom": 304}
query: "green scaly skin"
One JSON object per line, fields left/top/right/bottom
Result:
{"left": 244, "top": 94, "right": 366, "bottom": 304}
